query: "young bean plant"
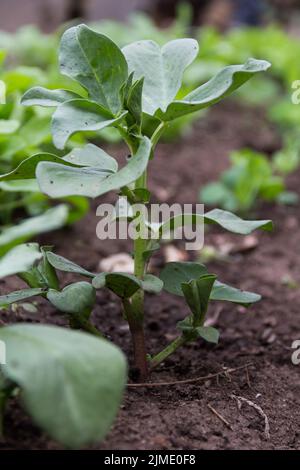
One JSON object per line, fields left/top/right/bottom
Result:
{"left": 0, "top": 25, "right": 272, "bottom": 447}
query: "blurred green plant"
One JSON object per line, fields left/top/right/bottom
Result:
{"left": 200, "top": 143, "right": 299, "bottom": 213}
{"left": 0, "top": 66, "right": 89, "bottom": 253}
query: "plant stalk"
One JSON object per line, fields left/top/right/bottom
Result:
{"left": 150, "top": 335, "right": 187, "bottom": 370}
{"left": 124, "top": 167, "right": 148, "bottom": 380}
{"left": 70, "top": 315, "right": 104, "bottom": 338}
{"left": 123, "top": 298, "right": 148, "bottom": 380}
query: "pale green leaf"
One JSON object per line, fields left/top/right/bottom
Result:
{"left": 160, "top": 262, "right": 261, "bottom": 306}
{"left": 0, "top": 324, "right": 126, "bottom": 448}
{"left": 52, "top": 99, "right": 127, "bottom": 149}
{"left": 21, "top": 87, "right": 81, "bottom": 107}
{"left": 0, "top": 243, "right": 42, "bottom": 279}
{"left": 210, "top": 280, "right": 261, "bottom": 305}
{"left": 47, "top": 282, "right": 96, "bottom": 315}
{"left": 0, "top": 153, "right": 79, "bottom": 181}
{"left": 196, "top": 326, "right": 219, "bottom": 344}
{"left": 141, "top": 274, "right": 164, "bottom": 294}
{"left": 204, "top": 208, "right": 273, "bottom": 234}
{"left": 46, "top": 252, "right": 95, "bottom": 278}
{"left": 123, "top": 38, "right": 199, "bottom": 115}
{"left": 160, "top": 262, "right": 208, "bottom": 296}
{"left": 63, "top": 144, "right": 118, "bottom": 172}
{"left": 156, "top": 59, "right": 271, "bottom": 121}
{"left": 0, "top": 288, "right": 45, "bottom": 307}
{"left": 59, "top": 24, "right": 128, "bottom": 114}
{"left": 36, "top": 136, "right": 151, "bottom": 198}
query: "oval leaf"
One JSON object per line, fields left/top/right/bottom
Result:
{"left": 36, "top": 136, "right": 151, "bottom": 198}
{"left": 47, "top": 282, "right": 96, "bottom": 315}
{"left": 46, "top": 252, "right": 95, "bottom": 278}
{"left": 211, "top": 280, "right": 261, "bottom": 305}
{"left": 0, "top": 153, "right": 79, "bottom": 182}
{"left": 204, "top": 208, "right": 273, "bottom": 234}
{"left": 123, "top": 39, "right": 199, "bottom": 115}
{"left": 160, "top": 262, "right": 261, "bottom": 305}
{"left": 0, "top": 288, "right": 45, "bottom": 307}
{"left": 141, "top": 274, "right": 164, "bottom": 294}
{"left": 156, "top": 59, "right": 271, "bottom": 121}
{"left": 196, "top": 326, "right": 220, "bottom": 344}
{"left": 59, "top": 24, "right": 128, "bottom": 114}
{"left": 21, "top": 87, "right": 81, "bottom": 107}
{"left": 52, "top": 99, "right": 127, "bottom": 149}
{"left": 0, "top": 324, "right": 126, "bottom": 448}
{"left": 0, "top": 244, "right": 42, "bottom": 279}
{"left": 160, "top": 262, "right": 208, "bottom": 296}
{"left": 63, "top": 144, "right": 118, "bottom": 172}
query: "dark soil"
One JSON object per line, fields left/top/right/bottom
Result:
{"left": 1, "top": 101, "right": 300, "bottom": 450}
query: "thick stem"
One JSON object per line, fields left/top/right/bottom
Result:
{"left": 150, "top": 335, "right": 187, "bottom": 370}
{"left": 123, "top": 299, "right": 148, "bottom": 381}
{"left": 124, "top": 167, "right": 149, "bottom": 380}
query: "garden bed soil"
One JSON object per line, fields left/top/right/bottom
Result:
{"left": 0, "top": 101, "right": 299, "bottom": 450}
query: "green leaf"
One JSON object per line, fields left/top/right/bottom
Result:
{"left": 210, "top": 280, "right": 261, "bottom": 305}
{"left": 38, "top": 247, "right": 59, "bottom": 290}
{"left": 0, "top": 243, "right": 42, "bottom": 279}
{"left": 0, "top": 324, "right": 126, "bottom": 448}
{"left": 160, "top": 262, "right": 208, "bottom": 296}
{"left": 46, "top": 252, "right": 95, "bottom": 278}
{"left": 36, "top": 136, "right": 151, "bottom": 198}
{"left": 0, "top": 153, "right": 79, "bottom": 182}
{"left": 93, "top": 272, "right": 141, "bottom": 298}
{"left": 153, "top": 210, "right": 272, "bottom": 239}
{"left": 123, "top": 39, "right": 199, "bottom": 115}
{"left": 59, "top": 24, "right": 128, "bottom": 114}
{"left": 63, "top": 144, "right": 118, "bottom": 172}
{"left": 0, "top": 205, "right": 69, "bottom": 254}
{"left": 181, "top": 274, "right": 217, "bottom": 323}
{"left": 0, "top": 288, "right": 45, "bottom": 307}
{"left": 21, "top": 87, "right": 81, "bottom": 107}
{"left": 156, "top": 59, "right": 271, "bottom": 121}
{"left": 19, "top": 265, "right": 48, "bottom": 289}
{"left": 195, "top": 326, "right": 219, "bottom": 344}
{"left": 204, "top": 208, "right": 273, "bottom": 234}
{"left": 160, "top": 262, "right": 261, "bottom": 306}
{"left": 52, "top": 99, "right": 127, "bottom": 149}
{"left": 141, "top": 274, "right": 163, "bottom": 294}
{"left": 125, "top": 77, "right": 144, "bottom": 126}
{"left": 91, "top": 272, "right": 106, "bottom": 289}
{"left": 47, "top": 282, "right": 96, "bottom": 316}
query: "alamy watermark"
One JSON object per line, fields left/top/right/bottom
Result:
{"left": 291, "top": 340, "right": 300, "bottom": 365}
{"left": 291, "top": 81, "right": 300, "bottom": 104}
{"left": 95, "top": 198, "right": 205, "bottom": 251}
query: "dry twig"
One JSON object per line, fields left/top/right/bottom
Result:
{"left": 230, "top": 394, "right": 270, "bottom": 440}
{"left": 207, "top": 403, "right": 232, "bottom": 429}
{"left": 127, "top": 363, "right": 253, "bottom": 388}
